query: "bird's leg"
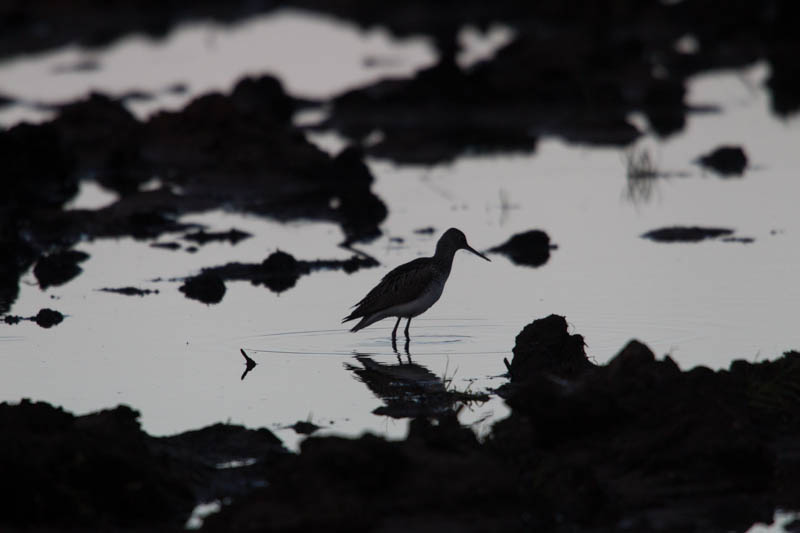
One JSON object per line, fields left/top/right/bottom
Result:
{"left": 404, "top": 318, "right": 411, "bottom": 339}
{"left": 391, "top": 317, "right": 401, "bottom": 340}
{"left": 404, "top": 337, "right": 410, "bottom": 361}
{"left": 391, "top": 336, "right": 400, "bottom": 360}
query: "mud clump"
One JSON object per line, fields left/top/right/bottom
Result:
{"left": 179, "top": 272, "right": 227, "bottom": 304}
{"left": 507, "top": 314, "right": 594, "bottom": 382}
{"left": 99, "top": 286, "right": 159, "bottom": 296}
{"left": 33, "top": 250, "right": 90, "bottom": 289}
{"left": 488, "top": 230, "right": 554, "bottom": 267}
{"left": 3, "top": 308, "right": 65, "bottom": 328}
{"left": 697, "top": 145, "right": 748, "bottom": 176}
{"left": 642, "top": 226, "right": 734, "bottom": 242}
{"left": 34, "top": 308, "right": 64, "bottom": 328}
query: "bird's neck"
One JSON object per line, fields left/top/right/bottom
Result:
{"left": 432, "top": 246, "right": 457, "bottom": 275}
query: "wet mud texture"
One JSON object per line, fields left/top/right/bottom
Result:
{"left": 0, "top": 77, "right": 385, "bottom": 314}
{"left": 0, "top": 400, "right": 286, "bottom": 530}
{"left": 5, "top": 316, "right": 799, "bottom": 531}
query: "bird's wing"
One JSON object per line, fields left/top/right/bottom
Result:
{"left": 344, "top": 258, "right": 436, "bottom": 321}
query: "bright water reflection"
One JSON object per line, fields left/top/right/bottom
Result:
{"left": 0, "top": 14, "right": 799, "bottom": 452}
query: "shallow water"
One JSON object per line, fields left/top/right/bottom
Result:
{"left": 1, "top": 11, "right": 800, "bottom": 454}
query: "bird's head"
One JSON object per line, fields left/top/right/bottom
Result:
{"left": 437, "top": 228, "right": 490, "bottom": 261}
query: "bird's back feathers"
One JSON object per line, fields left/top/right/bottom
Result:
{"left": 342, "top": 257, "right": 439, "bottom": 324}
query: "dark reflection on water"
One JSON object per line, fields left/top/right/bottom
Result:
{"left": 346, "top": 351, "right": 489, "bottom": 419}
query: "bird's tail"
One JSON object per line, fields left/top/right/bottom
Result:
{"left": 346, "top": 315, "right": 380, "bottom": 332}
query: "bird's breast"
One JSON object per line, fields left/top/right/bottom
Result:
{"left": 385, "top": 279, "right": 445, "bottom": 318}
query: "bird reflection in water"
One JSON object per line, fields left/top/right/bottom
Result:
{"left": 345, "top": 345, "right": 488, "bottom": 419}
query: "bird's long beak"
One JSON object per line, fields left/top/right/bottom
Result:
{"left": 465, "top": 244, "right": 491, "bottom": 262}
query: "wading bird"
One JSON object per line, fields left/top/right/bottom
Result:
{"left": 343, "top": 228, "right": 490, "bottom": 339}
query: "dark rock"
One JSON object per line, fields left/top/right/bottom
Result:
{"left": 508, "top": 314, "right": 593, "bottom": 382}
{"left": 488, "top": 230, "right": 554, "bottom": 267}
{"left": 697, "top": 145, "right": 748, "bottom": 176}
{"left": 179, "top": 272, "right": 226, "bottom": 304}
{"left": 99, "top": 287, "right": 159, "bottom": 296}
{"left": 3, "top": 315, "right": 22, "bottom": 324}
{"left": 32, "top": 250, "right": 90, "bottom": 289}
{"left": 642, "top": 226, "right": 734, "bottom": 242}
{"left": 34, "top": 308, "right": 64, "bottom": 328}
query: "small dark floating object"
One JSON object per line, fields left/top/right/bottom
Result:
{"left": 642, "top": 226, "right": 734, "bottom": 242}
{"left": 34, "top": 308, "right": 64, "bottom": 328}
{"left": 488, "top": 230, "right": 554, "bottom": 267}
{"left": 413, "top": 227, "right": 436, "bottom": 235}
{"left": 721, "top": 236, "right": 755, "bottom": 244}
{"left": 179, "top": 272, "right": 226, "bottom": 304}
{"left": 150, "top": 242, "right": 181, "bottom": 251}
{"left": 289, "top": 420, "right": 321, "bottom": 435}
{"left": 697, "top": 145, "right": 748, "bottom": 176}
{"left": 33, "top": 250, "right": 90, "bottom": 289}
{"left": 99, "top": 287, "right": 159, "bottom": 296}
{"left": 239, "top": 349, "right": 257, "bottom": 380}
{"left": 183, "top": 228, "right": 251, "bottom": 245}
{"left": 262, "top": 249, "right": 301, "bottom": 273}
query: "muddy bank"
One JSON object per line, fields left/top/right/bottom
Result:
{"left": 4, "top": 316, "right": 798, "bottom": 531}
{"left": 205, "top": 317, "right": 799, "bottom": 531}
{"left": 0, "top": 399, "right": 286, "bottom": 530}
{"left": 0, "top": 77, "right": 385, "bottom": 315}
{"left": 310, "top": 1, "right": 799, "bottom": 164}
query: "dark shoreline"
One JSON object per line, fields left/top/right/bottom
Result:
{"left": 3, "top": 315, "right": 799, "bottom": 532}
